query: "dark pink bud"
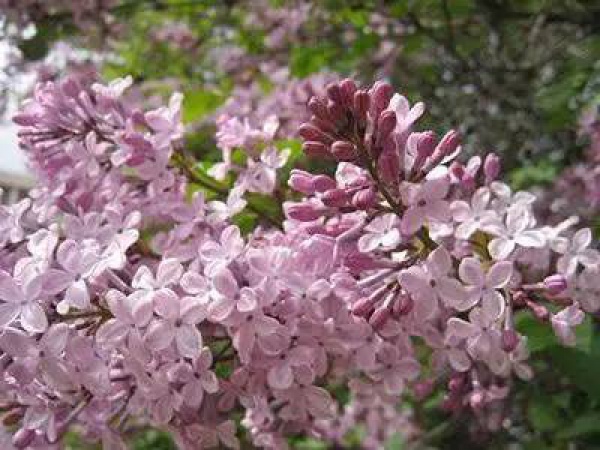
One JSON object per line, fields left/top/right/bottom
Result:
{"left": 528, "top": 300, "right": 549, "bottom": 321}
{"left": 298, "top": 124, "right": 330, "bottom": 143}
{"left": 322, "top": 189, "right": 349, "bottom": 207}
{"left": 544, "top": 274, "right": 568, "bottom": 294}
{"left": 448, "top": 374, "right": 465, "bottom": 393}
{"left": 13, "top": 428, "right": 35, "bottom": 449}
{"left": 308, "top": 97, "right": 330, "bottom": 120}
{"left": 339, "top": 78, "right": 357, "bottom": 105}
{"left": 484, "top": 153, "right": 501, "bottom": 182}
{"left": 413, "top": 379, "right": 434, "bottom": 400}
{"left": 331, "top": 140, "right": 356, "bottom": 161}
{"left": 302, "top": 141, "right": 329, "bottom": 157}
{"left": 326, "top": 83, "right": 344, "bottom": 104}
{"left": 353, "top": 90, "right": 370, "bottom": 120}
{"left": 369, "top": 304, "right": 391, "bottom": 329}
{"left": 377, "top": 110, "right": 397, "bottom": 140}
{"left": 392, "top": 294, "right": 413, "bottom": 317}
{"left": 352, "top": 296, "right": 376, "bottom": 317}
{"left": 431, "top": 130, "right": 461, "bottom": 164}
{"left": 501, "top": 329, "right": 519, "bottom": 352}
{"left": 285, "top": 202, "right": 323, "bottom": 222}
{"left": 378, "top": 149, "right": 400, "bottom": 185}
{"left": 327, "top": 100, "right": 346, "bottom": 122}
{"left": 288, "top": 170, "right": 316, "bottom": 194}
{"left": 411, "top": 131, "right": 437, "bottom": 173}
{"left": 312, "top": 175, "right": 337, "bottom": 193}
{"left": 352, "top": 188, "right": 377, "bottom": 209}
{"left": 371, "top": 81, "right": 393, "bottom": 111}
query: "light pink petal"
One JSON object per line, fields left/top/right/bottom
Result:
{"left": 156, "top": 258, "right": 183, "bottom": 286}
{"left": 20, "top": 302, "right": 47, "bottom": 333}
{"left": 129, "top": 291, "right": 154, "bottom": 327}
{"left": 267, "top": 363, "right": 293, "bottom": 390}
{"left": 515, "top": 230, "right": 546, "bottom": 248}
{"left": 398, "top": 267, "right": 429, "bottom": 297}
{"left": 397, "top": 357, "right": 420, "bottom": 380}
{"left": 212, "top": 269, "right": 238, "bottom": 299}
{"left": 180, "top": 296, "right": 208, "bottom": 325}
{"left": 176, "top": 325, "right": 202, "bottom": 358}
{"left": 445, "top": 318, "right": 477, "bottom": 345}
{"left": 145, "top": 320, "right": 175, "bottom": 351}
{"left": 42, "top": 270, "right": 73, "bottom": 295}
{"left": 580, "top": 249, "right": 600, "bottom": 268}
{"left": 40, "top": 323, "right": 69, "bottom": 355}
{"left": 64, "top": 279, "right": 90, "bottom": 310}
{"left": 0, "top": 276, "right": 22, "bottom": 303}
{"left": 486, "top": 261, "right": 513, "bottom": 288}
{"left": 0, "top": 328, "right": 36, "bottom": 356}
{"left": 182, "top": 379, "right": 204, "bottom": 407}
{"left": 181, "top": 271, "right": 207, "bottom": 295}
{"left": 506, "top": 205, "right": 530, "bottom": 233}
{"left": 488, "top": 237, "right": 515, "bottom": 260}
{"left": 401, "top": 207, "right": 424, "bottom": 235}
{"left": 422, "top": 176, "right": 450, "bottom": 200}
{"left": 481, "top": 290, "right": 505, "bottom": 319}
{"left": 472, "top": 187, "right": 490, "bottom": 211}
{"left": 428, "top": 246, "right": 452, "bottom": 276}
{"left": 459, "top": 258, "right": 484, "bottom": 287}
{"left": 153, "top": 288, "right": 180, "bottom": 320}
{"left": 425, "top": 199, "right": 451, "bottom": 222}
{"left": 0, "top": 303, "right": 20, "bottom": 328}
{"left": 437, "top": 277, "right": 468, "bottom": 310}
{"left": 572, "top": 228, "right": 592, "bottom": 251}
{"left": 447, "top": 348, "right": 471, "bottom": 372}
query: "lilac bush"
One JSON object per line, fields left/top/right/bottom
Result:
{"left": 1, "top": 75, "right": 599, "bottom": 449}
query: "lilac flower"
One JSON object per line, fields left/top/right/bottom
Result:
{"left": 357, "top": 214, "right": 401, "bottom": 253}
{"left": 485, "top": 204, "right": 546, "bottom": 260}
{"left": 451, "top": 187, "right": 497, "bottom": 239}
{"left": 458, "top": 258, "right": 512, "bottom": 314}
{"left": 398, "top": 247, "right": 467, "bottom": 319}
{"left": 553, "top": 228, "right": 600, "bottom": 276}
{"left": 144, "top": 288, "right": 207, "bottom": 357}
{"left": 551, "top": 303, "right": 585, "bottom": 346}
{"left": 369, "top": 343, "right": 420, "bottom": 394}
{"left": 0, "top": 267, "right": 47, "bottom": 333}
{"left": 401, "top": 176, "right": 451, "bottom": 235}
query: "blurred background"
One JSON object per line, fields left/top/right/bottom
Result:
{"left": 1, "top": 1, "right": 600, "bottom": 448}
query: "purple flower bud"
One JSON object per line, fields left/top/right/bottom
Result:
{"left": 377, "top": 110, "right": 397, "bottom": 141}
{"left": 322, "top": 189, "right": 350, "bottom": 207}
{"left": 331, "top": 140, "right": 356, "bottom": 161}
{"left": 369, "top": 304, "right": 391, "bottom": 329}
{"left": 370, "top": 81, "right": 393, "bottom": 112}
{"left": 430, "top": 129, "right": 461, "bottom": 164}
{"left": 501, "top": 329, "right": 519, "bottom": 352}
{"left": 353, "top": 90, "right": 370, "bottom": 121}
{"left": 352, "top": 296, "right": 377, "bottom": 317}
{"left": 413, "top": 379, "right": 434, "bottom": 400}
{"left": 298, "top": 124, "right": 331, "bottom": 143}
{"left": 302, "top": 141, "right": 329, "bottom": 157}
{"left": 352, "top": 188, "right": 377, "bottom": 209}
{"left": 13, "top": 428, "right": 35, "bottom": 449}
{"left": 289, "top": 170, "right": 316, "bottom": 194}
{"left": 312, "top": 175, "right": 337, "bottom": 193}
{"left": 448, "top": 374, "right": 465, "bottom": 393}
{"left": 544, "top": 274, "right": 568, "bottom": 294}
{"left": 339, "top": 78, "right": 357, "bottom": 106}
{"left": 484, "top": 153, "right": 501, "bottom": 183}
{"left": 378, "top": 149, "right": 400, "bottom": 185}
{"left": 326, "top": 83, "right": 344, "bottom": 104}
{"left": 308, "top": 97, "right": 330, "bottom": 120}
{"left": 411, "top": 131, "right": 437, "bottom": 173}
{"left": 285, "top": 202, "right": 324, "bottom": 222}
{"left": 327, "top": 99, "right": 346, "bottom": 123}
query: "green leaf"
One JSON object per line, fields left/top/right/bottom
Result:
{"left": 182, "top": 89, "right": 228, "bottom": 123}
{"left": 528, "top": 396, "right": 562, "bottom": 432}
{"left": 556, "top": 413, "right": 600, "bottom": 440}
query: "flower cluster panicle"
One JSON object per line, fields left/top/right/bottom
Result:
{"left": 0, "top": 76, "right": 598, "bottom": 450}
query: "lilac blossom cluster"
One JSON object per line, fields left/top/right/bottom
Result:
{"left": 0, "top": 76, "right": 598, "bottom": 450}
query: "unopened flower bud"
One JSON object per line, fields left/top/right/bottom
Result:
{"left": 413, "top": 379, "right": 434, "bottom": 400}
{"left": 371, "top": 81, "right": 393, "bottom": 112}
{"left": 289, "top": 169, "right": 317, "bottom": 194}
{"left": 302, "top": 141, "right": 329, "bottom": 157}
{"left": 298, "top": 124, "right": 330, "bottom": 143}
{"left": 285, "top": 202, "right": 324, "bottom": 222}
{"left": 331, "top": 140, "right": 356, "bottom": 161}
{"left": 430, "top": 129, "right": 460, "bottom": 165}
{"left": 13, "top": 428, "right": 35, "bottom": 449}
{"left": 484, "top": 153, "right": 501, "bottom": 183}
{"left": 377, "top": 110, "right": 397, "bottom": 141}
{"left": 378, "top": 149, "right": 400, "bottom": 185}
{"left": 448, "top": 374, "right": 465, "bottom": 393}
{"left": 544, "top": 274, "right": 568, "bottom": 295}
{"left": 326, "top": 83, "right": 344, "bottom": 104}
{"left": 339, "top": 78, "right": 357, "bottom": 106}
{"left": 352, "top": 296, "right": 377, "bottom": 317}
{"left": 322, "top": 188, "right": 350, "bottom": 207}
{"left": 369, "top": 304, "right": 391, "bottom": 329}
{"left": 352, "top": 188, "right": 377, "bottom": 209}
{"left": 308, "top": 97, "right": 330, "bottom": 120}
{"left": 501, "top": 329, "right": 519, "bottom": 352}
{"left": 353, "top": 90, "right": 370, "bottom": 121}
